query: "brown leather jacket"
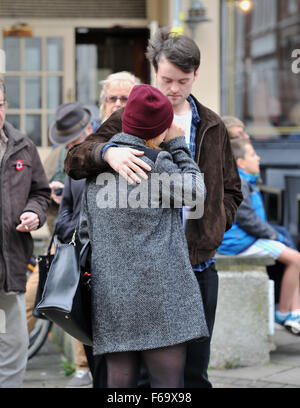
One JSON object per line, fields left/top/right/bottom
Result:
{"left": 0, "top": 122, "right": 50, "bottom": 292}
{"left": 65, "top": 96, "right": 243, "bottom": 264}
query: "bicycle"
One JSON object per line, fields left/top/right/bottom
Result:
{"left": 26, "top": 256, "right": 52, "bottom": 360}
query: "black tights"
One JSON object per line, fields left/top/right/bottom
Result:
{"left": 106, "top": 343, "right": 186, "bottom": 388}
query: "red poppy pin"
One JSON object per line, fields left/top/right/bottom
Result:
{"left": 16, "top": 159, "right": 24, "bottom": 171}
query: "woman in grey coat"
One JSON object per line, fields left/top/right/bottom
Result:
{"left": 80, "top": 84, "right": 209, "bottom": 388}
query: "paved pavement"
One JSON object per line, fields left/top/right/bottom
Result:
{"left": 23, "top": 334, "right": 70, "bottom": 388}
{"left": 23, "top": 327, "right": 300, "bottom": 388}
{"left": 209, "top": 327, "right": 300, "bottom": 388}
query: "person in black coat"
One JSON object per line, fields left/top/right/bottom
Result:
{"left": 50, "top": 102, "right": 106, "bottom": 388}
{"left": 55, "top": 175, "right": 86, "bottom": 247}
{"left": 55, "top": 173, "right": 107, "bottom": 388}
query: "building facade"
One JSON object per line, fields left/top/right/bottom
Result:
{"left": 0, "top": 0, "right": 220, "bottom": 159}
{"left": 2, "top": 0, "right": 300, "bottom": 245}
{"left": 221, "top": 0, "right": 300, "bottom": 247}
{"left": 221, "top": 0, "right": 300, "bottom": 141}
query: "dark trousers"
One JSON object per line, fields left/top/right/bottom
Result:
{"left": 84, "top": 345, "right": 107, "bottom": 388}
{"left": 184, "top": 263, "right": 219, "bottom": 388}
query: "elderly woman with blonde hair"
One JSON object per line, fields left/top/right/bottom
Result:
{"left": 222, "top": 115, "right": 250, "bottom": 140}
{"left": 99, "top": 71, "right": 141, "bottom": 123}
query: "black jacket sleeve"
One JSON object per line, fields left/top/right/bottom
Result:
{"left": 55, "top": 175, "right": 79, "bottom": 243}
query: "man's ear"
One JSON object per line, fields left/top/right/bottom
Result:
{"left": 236, "top": 157, "right": 244, "bottom": 170}
{"left": 194, "top": 68, "right": 199, "bottom": 80}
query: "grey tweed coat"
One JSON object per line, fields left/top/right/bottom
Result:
{"left": 79, "top": 133, "right": 209, "bottom": 356}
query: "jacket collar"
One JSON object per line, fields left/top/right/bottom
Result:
{"left": 3, "top": 121, "right": 25, "bottom": 144}
{"left": 3, "top": 121, "right": 28, "bottom": 148}
{"left": 190, "top": 95, "right": 220, "bottom": 128}
{"left": 238, "top": 168, "right": 259, "bottom": 186}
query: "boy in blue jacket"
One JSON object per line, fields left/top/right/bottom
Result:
{"left": 218, "top": 138, "right": 300, "bottom": 336}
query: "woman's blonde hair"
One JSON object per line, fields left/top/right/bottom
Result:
{"left": 99, "top": 71, "right": 141, "bottom": 120}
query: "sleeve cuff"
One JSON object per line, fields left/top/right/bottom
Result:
{"left": 101, "top": 143, "right": 118, "bottom": 162}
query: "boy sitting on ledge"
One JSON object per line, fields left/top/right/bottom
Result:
{"left": 218, "top": 138, "right": 300, "bottom": 336}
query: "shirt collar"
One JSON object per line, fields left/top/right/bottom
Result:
{"left": 187, "top": 95, "right": 201, "bottom": 125}
{"left": 238, "top": 168, "right": 259, "bottom": 185}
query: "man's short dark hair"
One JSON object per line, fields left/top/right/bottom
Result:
{"left": 146, "top": 27, "right": 201, "bottom": 74}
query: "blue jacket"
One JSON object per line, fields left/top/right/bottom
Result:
{"left": 217, "top": 169, "right": 279, "bottom": 255}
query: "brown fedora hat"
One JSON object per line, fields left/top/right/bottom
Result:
{"left": 49, "top": 102, "right": 92, "bottom": 145}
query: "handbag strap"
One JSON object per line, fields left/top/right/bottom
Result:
{"left": 69, "top": 230, "right": 77, "bottom": 246}
{"left": 46, "top": 229, "right": 57, "bottom": 255}
{"left": 44, "top": 227, "right": 76, "bottom": 258}
{"left": 79, "top": 240, "right": 91, "bottom": 270}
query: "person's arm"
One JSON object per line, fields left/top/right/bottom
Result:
{"left": 222, "top": 127, "right": 244, "bottom": 230}
{"left": 236, "top": 179, "right": 279, "bottom": 240}
{"left": 64, "top": 108, "right": 151, "bottom": 182}
{"left": 55, "top": 175, "right": 77, "bottom": 243}
{"left": 154, "top": 122, "right": 205, "bottom": 214}
{"left": 104, "top": 145, "right": 151, "bottom": 184}
{"left": 64, "top": 109, "right": 122, "bottom": 179}
{"left": 78, "top": 186, "right": 90, "bottom": 247}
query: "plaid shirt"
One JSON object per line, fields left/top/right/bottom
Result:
{"left": 186, "top": 96, "right": 215, "bottom": 272}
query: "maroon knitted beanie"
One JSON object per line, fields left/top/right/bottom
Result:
{"left": 122, "top": 84, "right": 173, "bottom": 140}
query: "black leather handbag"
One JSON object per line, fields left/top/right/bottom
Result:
{"left": 32, "top": 234, "right": 56, "bottom": 319}
{"left": 36, "top": 233, "right": 92, "bottom": 346}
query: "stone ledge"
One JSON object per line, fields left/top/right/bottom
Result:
{"left": 216, "top": 255, "right": 275, "bottom": 270}
{"left": 210, "top": 267, "right": 273, "bottom": 368}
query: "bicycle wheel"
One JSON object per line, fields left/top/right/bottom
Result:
{"left": 28, "top": 318, "right": 53, "bottom": 360}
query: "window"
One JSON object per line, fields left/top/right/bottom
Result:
{"left": 221, "top": 0, "right": 300, "bottom": 141}
{"left": 287, "top": 0, "right": 298, "bottom": 15}
{"left": 3, "top": 35, "right": 64, "bottom": 146}
{"left": 75, "top": 27, "right": 150, "bottom": 119}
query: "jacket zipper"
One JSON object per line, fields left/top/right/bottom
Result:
{"left": 196, "top": 122, "right": 218, "bottom": 165}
